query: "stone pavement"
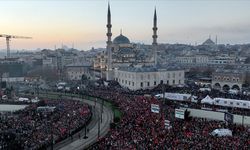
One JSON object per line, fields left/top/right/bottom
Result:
{"left": 51, "top": 96, "right": 113, "bottom": 150}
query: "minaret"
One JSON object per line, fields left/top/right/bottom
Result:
{"left": 106, "top": 3, "right": 113, "bottom": 80}
{"left": 152, "top": 7, "right": 158, "bottom": 66}
{"left": 215, "top": 35, "right": 218, "bottom": 45}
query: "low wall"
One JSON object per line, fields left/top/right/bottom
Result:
{"left": 186, "top": 108, "right": 250, "bottom": 126}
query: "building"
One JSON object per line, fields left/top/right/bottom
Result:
{"left": 0, "top": 58, "right": 25, "bottom": 82}
{"left": 212, "top": 69, "right": 246, "bottom": 91}
{"left": 200, "top": 36, "right": 218, "bottom": 51}
{"left": 209, "top": 56, "right": 236, "bottom": 65}
{"left": 42, "top": 56, "right": 58, "bottom": 68}
{"left": 115, "top": 66, "right": 184, "bottom": 90}
{"left": 66, "top": 63, "right": 91, "bottom": 81}
{"left": 176, "top": 55, "right": 210, "bottom": 67}
{"left": 103, "top": 4, "right": 185, "bottom": 90}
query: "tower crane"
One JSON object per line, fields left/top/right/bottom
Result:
{"left": 0, "top": 34, "right": 32, "bottom": 58}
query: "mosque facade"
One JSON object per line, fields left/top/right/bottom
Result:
{"left": 94, "top": 4, "right": 185, "bottom": 90}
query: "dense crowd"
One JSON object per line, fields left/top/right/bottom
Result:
{"left": 0, "top": 99, "right": 91, "bottom": 150}
{"left": 88, "top": 85, "right": 250, "bottom": 149}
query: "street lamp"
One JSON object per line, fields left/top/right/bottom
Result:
{"left": 48, "top": 120, "right": 54, "bottom": 150}
{"left": 83, "top": 122, "right": 88, "bottom": 139}
{"left": 97, "top": 105, "right": 101, "bottom": 139}
{"left": 67, "top": 114, "right": 71, "bottom": 138}
{"left": 101, "top": 99, "right": 104, "bottom": 123}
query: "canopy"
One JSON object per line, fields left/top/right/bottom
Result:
{"left": 201, "top": 95, "right": 214, "bottom": 104}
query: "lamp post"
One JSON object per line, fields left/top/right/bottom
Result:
{"left": 67, "top": 114, "right": 70, "bottom": 138}
{"left": 162, "top": 83, "right": 166, "bottom": 105}
{"left": 83, "top": 122, "right": 88, "bottom": 139}
{"left": 101, "top": 99, "right": 104, "bottom": 123}
{"left": 97, "top": 105, "right": 101, "bottom": 139}
{"left": 161, "top": 82, "right": 167, "bottom": 128}
{"left": 49, "top": 120, "right": 53, "bottom": 150}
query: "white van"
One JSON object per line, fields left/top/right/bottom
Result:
{"left": 211, "top": 129, "right": 232, "bottom": 137}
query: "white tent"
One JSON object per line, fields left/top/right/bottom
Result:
{"left": 201, "top": 95, "right": 214, "bottom": 104}
{"left": 164, "top": 93, "right": 192, "bottom": 101}
{"left": 155, "top": 93, "right": 197, "bottom": 102}
{"left": 213, "top": 98, "right": 250, "bottom": 109}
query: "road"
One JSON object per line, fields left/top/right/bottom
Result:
{"left": 47, "top": 96, "right": 113, "bottom": 150}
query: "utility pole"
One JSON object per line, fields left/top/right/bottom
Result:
{"left": 101, "top": 99, "right": 104, "bottom": 123}
{"left": 50, "top": 121, "right": 53, "bottom": 150}
{"left": 98, "top": 107, "right": 100, "bottom": 139}
{"left": 162, "top": 83, "right": 166, "bottom": 127}
{"left": 83, "top": 122, "right": 88, "bottom": 139}
{"left": 162, "top": 83, "right": 166, "bottom": 105}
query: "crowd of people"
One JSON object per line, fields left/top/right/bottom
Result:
{"left": 0, "top": 99, "right": 91, "bottom": 149}
{"left": 1, "top": 80, "right": 250, "bottom": 149}
{"left": 87, "top": 84, "right": 250, "bottom": 149}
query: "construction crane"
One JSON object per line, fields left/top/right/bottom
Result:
{"left": 0, "top": 34, "right": 32, "bottom": 58}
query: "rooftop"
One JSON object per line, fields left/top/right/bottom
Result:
{"left": 113, "top": 34, "right": 130, "bottom": 44}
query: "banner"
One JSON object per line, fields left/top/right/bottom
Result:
{"left": 175, "top": 109, "right": 185, "bottom": 119}
{"left": 151, "top": 104, "right": 160, "bottom": 113}
{"left": 164, "top": 120, "right": 171, "bottom": 129}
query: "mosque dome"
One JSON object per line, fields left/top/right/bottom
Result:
{"left": 113, "top": 34, "right": 130, "bottom": 44}
{"left": 202, "top": 38, "right": 215, "bottom": 46}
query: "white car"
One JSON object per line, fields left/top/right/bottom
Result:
{"left": 18, "top": 97, "right": 30, "bottom": 102}
{"left": 2, "top": 95, "right": 8, "bottom": 100}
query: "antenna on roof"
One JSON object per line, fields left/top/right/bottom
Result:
{"left": 120, "top": 29, "right": 122, "bottom": 35}
{"left": 209, "top": 34, "right": 211, "bottom": 39}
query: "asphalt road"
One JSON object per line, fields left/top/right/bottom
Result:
{"left": 51, "top": 96, "right": 113, "bottom": 150}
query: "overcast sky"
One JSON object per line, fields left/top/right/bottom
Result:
{"left": 0, "top": 0, "right": 250, "bottom": 50}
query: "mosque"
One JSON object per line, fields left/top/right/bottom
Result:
{"left": 94, "top": 4, "right": 185, "bottom": 90}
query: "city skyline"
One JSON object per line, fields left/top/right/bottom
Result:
{"left": 0, "top": 0, "right": 250, "bottom": 51}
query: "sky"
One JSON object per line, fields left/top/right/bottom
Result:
{"left": 0, "top": 0, "right": 250, "bottom": 51}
